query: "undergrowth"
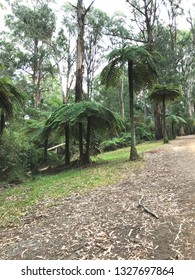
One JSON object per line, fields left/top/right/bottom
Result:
{"left": 0, "top": 141, "right": 162, "bottom": 227}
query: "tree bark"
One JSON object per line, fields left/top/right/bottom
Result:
{"left": 179, "top": 125, "right": 185, "bottom": 136}
{"left": 171, "top": 121, "right": 175, "bottom": 139}
{"left": 75, "top": 0, "right": 94, "bottom": 164}
{"left": 128, "top": 60, "right": 138, "bottom": 160}
{"left": 85, "top": 116, "right": 91, "bottom": 163}
{"left": 75, "top": 0, "right": 85, "bottom": 161}
{"left": 154, "top": 102, "right": 163, "bottom": 140}
{"left": 33, "top": 38, "right": 41, "bottom": 109}
{"left": 0, "top": 110, "right": 5, "bottom": 135}
{"left": 44, "top": 138, "right": 48, "bottom": 163}
{"left": 162, "top": 96, "right": 168, "bottom": 143}
{"left": 75, "top": 0, "right": 84, "bottom": 103}
{"left": 119, "top": 72, "right": 125, "bottom": 118}
{"left": 65, "top": 123, "right": 70, "bottom": 165}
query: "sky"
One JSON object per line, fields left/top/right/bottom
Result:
{"left": 0, "top": 0, "right": 129, "bottom": 30}
{"left": 75, "top": 0, "right": 129, "bottom": 15}
{"left": 1, "top": 0, "right": 129, "bottom": 15}
{"left": 57, "top": 0, "right": 194, "bottom": 30}
{"left": 1, "top": 0, "right": 195, "bottom": 30}
{"left": 59, "top": 0, "right": 194, "bottom": 14}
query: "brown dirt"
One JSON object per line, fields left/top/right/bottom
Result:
{"left": 0, "top": 135, "right": 195, "bottom": 260}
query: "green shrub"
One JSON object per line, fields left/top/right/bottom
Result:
{"left": 0, "top": 129, "right": 43, "bottom": 183}
{"left": 100, "top": 125, "right": 154, "bottom": 153}
{"left": 100, "top": 139, "right": 119, "bottom": 152}
{"left": 136, "top": 125, "right": 154, "bottom": 142}
{"left": 100, "top": 133, "right": 131, "bottom": 152}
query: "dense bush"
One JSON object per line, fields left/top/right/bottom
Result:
{"left": 100, "top": 133, "right": 131, "bottom": 152}
{"left": 136, "top": 125, "right": 154, "bottom": 142}
{"left": 0, "top": 128, "right": 43, "bottom": 183}
{"left": 100, "top": 122, "right": 155, "bottom": 152}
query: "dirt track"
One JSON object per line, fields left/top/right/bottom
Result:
{"left": 0, "top": 135, "right": 195, "bottom": 260}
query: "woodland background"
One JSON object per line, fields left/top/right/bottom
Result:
{"left": 0, "top": 0, "right": 195, "bottom": 183}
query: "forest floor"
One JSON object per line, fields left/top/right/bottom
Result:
{"left": 0, "top": 135, "right": 195, "bottom": 260}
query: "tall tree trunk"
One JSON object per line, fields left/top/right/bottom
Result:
{"left": 187, "top": 11, "right": 195, "bottom": 117}
{"left": 162, "top": 97, "right": 168, "bottom": 143}
{"left": 179, "top": 125, "right": 185, "bottom": 136}
{"left": 75, "top": 0, "right": 84, "bottom": 161}
{"left": 0, "top": 110, "right": 5, "bottom": 135}
{"left": 128, "top": 60, "right": 138, "bottom": 160}
{"left": 78, "top": 122, "right": 83, "bottom": 158}
{"left": 65, "top": 123, "right": 70, "bottom": 165}
{"left": 119, "top": 72, "right": 125, "bottom": 118}
{"left": 143, "top": 90, "right": 147, "bottom": 122}
{"left": 56, "top": 63, "right": 67, "bottom": 104}
{"left": 44, "top": 138, "right": 48, "bottom": 163}
{"left": 154, "top": 102, "right": 163, "bottom": 139}
{"left": 65, "top": 34, "right": 74, "bottom": 104}
{"left": 85, "top": 116, "right": 91, "bottom": 164}
{"left": 33, "top": 38, "right": 40, "bottom": 109}
{"left": 75, "top": 0, "right": 84, "bottom": 103}
{"left": 75, "top": 0, "right": 94, "bottom": 163}
{"left": 171, "top": 121, "right": 175, "bottom": 139}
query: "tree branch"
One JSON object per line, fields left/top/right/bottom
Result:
{"left": 103, "top": 31, "right": 146, "bottom": 44}
{"left": 84, "top": 0, "right": 95, "bottom": 16}
{"left": 138, "top": 196, "right": 159, "bottom": 219}
{"left": 68, "top": 2, "right": 77, "bottom": 9}
{"left": 126, "top": 0, "right": 146, "bottom": 17}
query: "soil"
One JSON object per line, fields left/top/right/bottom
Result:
{"left": 0, "top": 135, "right": 195, "bottom": 260}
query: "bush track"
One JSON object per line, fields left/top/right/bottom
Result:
{"left": 0, "top": 135, "right": 195, "bottom": 260}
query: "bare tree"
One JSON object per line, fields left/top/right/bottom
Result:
{"left": 162, "top": 0, "right": 183, "bottom": 51}
{"left": 126, "top": 0, "right": 162, "bottom": 47}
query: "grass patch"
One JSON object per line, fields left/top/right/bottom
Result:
{"left": 0, "top": 141, "right": 162, "bottom": 227}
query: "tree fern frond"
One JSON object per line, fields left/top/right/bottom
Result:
{"left": 100, "top": 61, "right": 123, "bottom": 88}
{"left": 101, "top": 45, "right": 158, "bottom": 92}
{"left": 149, "top": 84, "right": 182, "bottom": 102}
{"left": 40, "top": 101, "right": 125, "bottom": 140}
{"left": 166, "top": 114, "right": 187, "bottom": 124}
{"left": 0, "top": 78, "right": 25, "bottom": 119}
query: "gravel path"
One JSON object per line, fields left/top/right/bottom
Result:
{"left": 0, "top": 135, "right": 195, "bottom": 260}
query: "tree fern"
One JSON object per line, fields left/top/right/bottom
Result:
{"left": 0, "top": 77, "right": 24, "bottom": 134}
{"left": 149, "top": 84, "right": 182, "bottom": 143}
{"left": 40, "top": 101, "right": 125, "bottom": 164}
{"left": 100, "top": 44, "right": 158, "bottom": 160}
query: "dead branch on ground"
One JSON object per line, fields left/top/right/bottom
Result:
{"left": 138, "top": 196, "right": 159, "bottom": 219}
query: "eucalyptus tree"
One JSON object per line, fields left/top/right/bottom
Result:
{"left": 4, "top": 0, "right": 56, "bottom": 109}
{"left": 71, "top": 0, "right": 94, "bottom": 164}
{"left": 0, "top": 37, "right": 20, "bottom": 77}
{"left": 184, "top": 11, "right": 195, "bottom": 116}
{"left": 126, "top": 0, "right": 160, "bottom": 47}
{"left": 101, "top": 45, "right": 158, "bottom": 160}
{"left": 84, "top": 8, "right": 110, "bottom": 99}
{"left": 51, "top": 3, "right": 77, "bottom": 104}
{"left": 162, "top": 0, "right": 183, "bottom": 51}
{"left": 175, "top": 31, "right": 195, "bottom": 116}
{"left": 149, "top": 84, "right": 181, "bottom": 143}
{"left": 104, "top": 11, "right": 133, "bottom": 47}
